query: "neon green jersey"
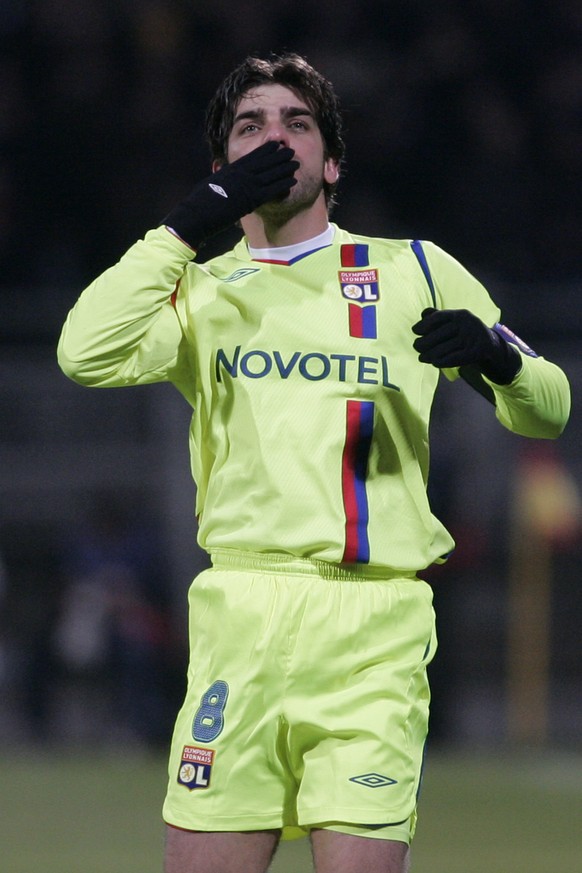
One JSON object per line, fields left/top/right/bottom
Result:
{"left": 58, "top": 225, "right": 570, "bottom": 571}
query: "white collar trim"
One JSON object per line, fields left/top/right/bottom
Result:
{"left": 249, "top": 224, "right": 335, "bottom": 261}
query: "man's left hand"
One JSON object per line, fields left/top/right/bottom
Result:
{"left": 412, "top": 308, "right": 521, "bottom": 384}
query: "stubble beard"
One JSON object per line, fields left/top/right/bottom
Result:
{"left": 256, "top": 167, "right": 325, "bottom": 227}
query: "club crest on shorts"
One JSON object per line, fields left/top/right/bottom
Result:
{"left": 177, "top": 746, "right": 215, "bottom": 790}
{"left": 339, "top": 269, "right": 380, "bottom": 302}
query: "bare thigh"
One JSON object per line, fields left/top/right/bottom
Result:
{"left": 311, "top": 829, "right": 410, "bottom": 873}
{"left": 164, "top": 825, "right": 281, "bottom": 873}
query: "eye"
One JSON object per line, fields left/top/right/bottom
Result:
{"left": 235, "top": 121, "right": 261, "bottom": 136}
{"left": 289, "top": 119, "right": 308, "bottom": 130}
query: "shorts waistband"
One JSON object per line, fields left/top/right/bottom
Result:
{"left": 209, "top": 549, "right": 416, "bottom": 582}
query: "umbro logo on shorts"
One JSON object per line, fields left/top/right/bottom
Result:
{"left": 349, "top": 773, "right": 398, "bottom": 788}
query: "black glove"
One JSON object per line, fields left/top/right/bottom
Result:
{"left": 163, "top": 141, "right": 299, "bottom": 249}
{"left": 412, "top": 308, "right": 521, "bottom": 384}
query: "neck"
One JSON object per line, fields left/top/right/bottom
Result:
{"left": 240, "top": 197, "right": 330, "bottom": 248}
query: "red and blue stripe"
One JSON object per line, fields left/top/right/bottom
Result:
{"left": 342, "top": 399, "right": 374, "bottom": 563}
{"left": 348, "top": 303, "right": 377, "bottom": 339}
{"left": 341, "top": 243, "right": 370, "bottom": 268}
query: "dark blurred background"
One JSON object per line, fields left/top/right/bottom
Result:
{"left": 0, "top": 0, "right": 580, "bottom": 752}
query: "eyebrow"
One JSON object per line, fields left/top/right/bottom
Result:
{"left": 233, "top": 106, "right": 314, "bottom": 125}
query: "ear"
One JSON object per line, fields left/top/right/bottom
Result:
{"left": 324, "top": 157, "right": 340, "bottom": 186}
{"left": 212, "top": 159, "right": 223, "bottom": 173}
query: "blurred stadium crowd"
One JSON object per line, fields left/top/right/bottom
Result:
{"left": 2, "top": 0, "right": 582, "bottom": 296}
{"left": 0, "top": 1, "right": 581, "bottom": 749}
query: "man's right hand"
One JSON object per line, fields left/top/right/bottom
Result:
{"left": 163, "top": 142, "right": 299, "bottom": 249}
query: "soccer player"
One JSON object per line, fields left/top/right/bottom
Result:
{"left": 57, "top": 54, "right": 570, "bottom": 873}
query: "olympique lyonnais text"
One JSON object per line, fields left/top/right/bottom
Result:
{"left": 215, "top": 346, "right": 400, "bottom": 390}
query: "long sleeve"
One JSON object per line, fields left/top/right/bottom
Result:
{"left": 421, "top": 241, "right": 571, "bottom": 440}
{"left": 57, "top": 227, "right": 195, "bottom": 395}
{"left": 486, "top": 353, "right": 570, "bottom": 439}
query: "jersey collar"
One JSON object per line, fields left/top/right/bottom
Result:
{"left": 247, "top": 224, "right": 335, "bottom": 265}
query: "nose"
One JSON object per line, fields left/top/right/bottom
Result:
{"left": 263, "top": 122, "right": 290, "bottom": 147}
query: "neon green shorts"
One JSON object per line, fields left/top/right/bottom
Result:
{"left": 163, "top": 550, "right": 436, "bottom": 844}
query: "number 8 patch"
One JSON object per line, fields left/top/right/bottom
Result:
{"left": 192, "top": 680, "right": 229, "bottom": 743}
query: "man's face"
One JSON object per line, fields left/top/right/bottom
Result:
{"left": 222, "top": 83, "right": 339, "bottom": 220}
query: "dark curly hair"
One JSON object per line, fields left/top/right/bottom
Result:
{"left": 205, "top": 53, "right": 345, "bottom": 207}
